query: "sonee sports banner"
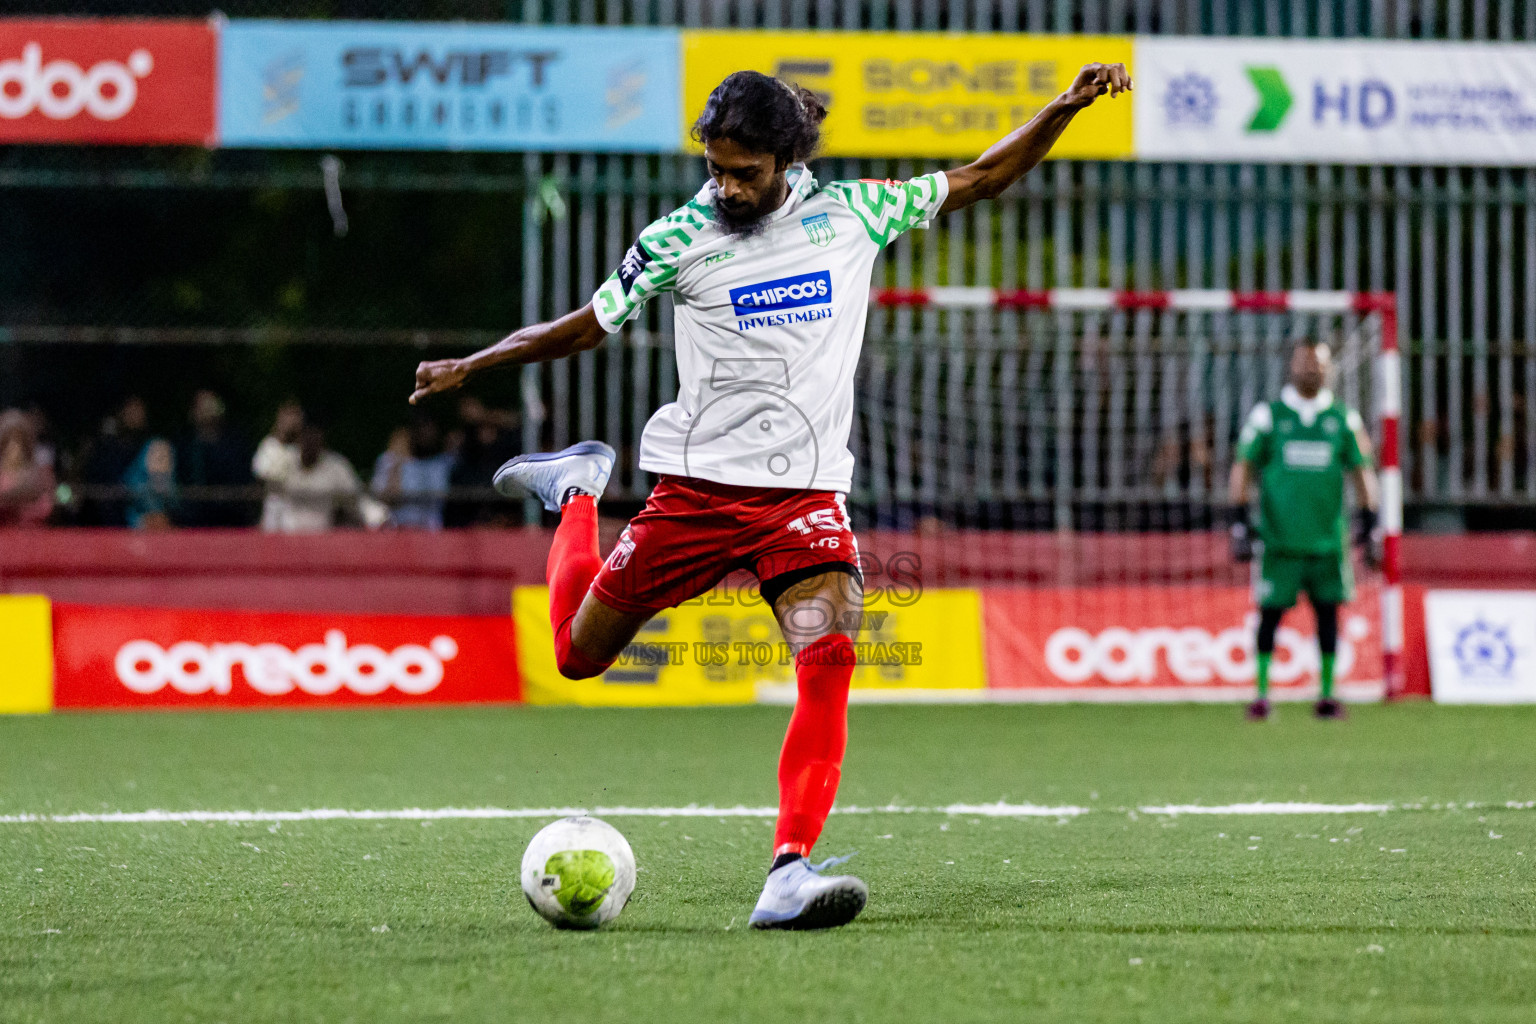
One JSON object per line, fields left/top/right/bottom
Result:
{"left": 681, "top": 30, "right": 1135, "bottom": 159}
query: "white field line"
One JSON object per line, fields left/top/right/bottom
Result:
{"left": 0, "top": 800, "right": 1531, "bottom": 825}
{"left": 0, "top": 803, "right": 1085, "bottom": 825}
{"left": 1140, "top": 802, "right": 1393, "bottom": 815}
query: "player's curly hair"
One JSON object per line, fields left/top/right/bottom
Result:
{"left": 690, "top": 71, "right": 828, "bottom": 166}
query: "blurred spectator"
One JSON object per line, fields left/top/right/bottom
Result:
{"left": 251, "top": 400, "right": 306, "bottom": 529}
{"left": 21, "top": 403, "right": 56, "bottom": 473}
{"left": 372, "top": 417, "right": 456, "bottom": 530}
{"left": 0, "top": 410, "right": 56, "bottom": 526}
{"left": 125, "top": 438, "right": 179, "bottom": 530}
{"left": 253, "top": 416, "right": 386, "bottom": 533}
{"left": 79, "top": 395, "right": 150, "bottom": 526}
{"left": 372, "top": 426, "right": 411, "bottom": 492}
{"left": 445, "top": 396, "right": 520, "bottom": 527}
{"left": 178, "top": 390, "right": 253, "bottom": 527}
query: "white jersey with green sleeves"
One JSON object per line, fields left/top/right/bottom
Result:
{"left": 1236, "top": 385, "right": 1370, "bottom": 557}
{"left": 590, "top": 164, "right": 948, "bottom": 492}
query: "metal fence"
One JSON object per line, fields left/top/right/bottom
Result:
{"left": 504, "top": 155, "right": 1534, "bottom": 514}
{"left": 561, "top": 305, "right": 1394, "bottom": 529}
{"left": 12, "top": 0, "right": 1536, "bottom": 35}
{"left": 2, "top": 0, "right": 1534, "bottom": 521}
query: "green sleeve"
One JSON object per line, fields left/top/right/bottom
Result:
{"left": 822, "top": 172, "right": 950, "bottom": 248}
{"left": 1235, "top": 402, "right": 1272, "bottom": 466}
{"left": 1341, "top": 408, "right": 1370, "bottom": 469}
{"left": 591, "top": 200, "right": 711, "bottom": 333}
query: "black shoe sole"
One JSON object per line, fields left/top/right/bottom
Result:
{"left": 751, "top": 881, "right": 868, "bottom": 931}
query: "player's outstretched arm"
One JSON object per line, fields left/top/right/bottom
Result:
{"left": 409, "top": 304, "right": 607, "bottom": 404}
{"left": 941, "top": 62, "right": 1131, "bottom": 213}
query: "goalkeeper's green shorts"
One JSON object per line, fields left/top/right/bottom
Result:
{"left": 1255, "top": 550, "right": 1353, "bottom": 609}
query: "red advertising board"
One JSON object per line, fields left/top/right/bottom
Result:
{"left": 982, "top": 585, "right": 1384, "bottom": 699}
{"left": 0, "top": 19, "right": 216, "bottom": 145}
{"left": 52, "top": 604, "right": 519, "bottom": 709}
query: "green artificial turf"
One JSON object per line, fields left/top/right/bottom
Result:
{"left": 2, "top": 703, "right": 1535, "bottom": 1023}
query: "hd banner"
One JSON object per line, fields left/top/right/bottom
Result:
{"left": 681, "top": 31, "right": 1135, "bottom": 159}
{"left": 0, "top": 18, "right": 216, "bottom": 145}
{"left": 51, "top": 604, "right": 520, "bottom": 709}
{"left": 1135, "top": 38, "right": 1536, "bottom": 165}
{"left": 218, "top": 21, "right": 679, "bottom": 151}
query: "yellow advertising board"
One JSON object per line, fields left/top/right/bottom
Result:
{"left": 682, "top": 31, "right": 1134, "bottom": 159}
{"left": 0, "top": 595, "right": 54, "bottom": 714}
{"left": 515, "top": 586, "right": 984, "bottom": 706}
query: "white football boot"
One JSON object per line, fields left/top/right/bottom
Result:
{"left": 493, "top": 441, "right": 616, "bottom": 511}
{"left": 748, "top": 854, "right": 868, "bottom": 931}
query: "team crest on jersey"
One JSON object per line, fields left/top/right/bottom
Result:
{"left": 801, "top": 213, "right": 835, "bottom": 247}
{"left": 607, "top": 527, "right": 637, "bottom": 571}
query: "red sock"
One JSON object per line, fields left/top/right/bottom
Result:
{"left": 773, "top": 633, "right": 855, "bottom": 859}
{"left": 548, "top": 496, "right": 609, "bottom": 680}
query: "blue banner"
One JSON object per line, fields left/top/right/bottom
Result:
{"left": 219, "top": 22, "right": 679, "bottom": 151}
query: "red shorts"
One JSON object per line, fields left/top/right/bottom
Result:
{"left": 590, "top": 475, "right": 861, "bottom": 616}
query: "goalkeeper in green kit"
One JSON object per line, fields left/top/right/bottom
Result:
{"left": 1228, "top": 339, "right": 1380, "bottom": 721}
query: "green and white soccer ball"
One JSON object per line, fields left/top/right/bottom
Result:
{"left": 520, "top": 816, "right": 636, "bottom": 929}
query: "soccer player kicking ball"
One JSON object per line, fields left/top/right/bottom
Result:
{"left": 1229, "top": 339, "right": 1381, "bottom": 722}
{"left": 410, "top": 63, "right": 1131, "bottom": 929}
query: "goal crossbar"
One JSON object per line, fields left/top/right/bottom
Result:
{"left": 872, "top": 287, "right": 1395, "bottom": 316}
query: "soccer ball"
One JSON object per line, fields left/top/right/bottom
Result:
{"left": 520, "top": 816, "right": 636, "bottom": 929}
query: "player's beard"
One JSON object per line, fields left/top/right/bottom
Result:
{"left": 711, "top": 191, "right": 775, "bottom": 239}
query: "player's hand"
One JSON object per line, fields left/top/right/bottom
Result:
{"left": 410, "top": 359, "right": 469, "bottom": 404}
{"left": 1229, "top": 507, "right": 1254, "bottom": 563}
{"left": 1230, "top": 523, "right": 1254, "bottom": 563}
{"left": 1062, "top": 63, "right": 1133, "bottom": 109}
{"left": 1355, "top": 507, "right": 1382, "bottom": 570}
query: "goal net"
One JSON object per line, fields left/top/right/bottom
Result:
{"left": 853, "top": 288, "right": 1403, "bottom": 701}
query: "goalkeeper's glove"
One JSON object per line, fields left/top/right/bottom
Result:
{"left": 1229, "top": 506, "right": 1255, "bottom": 563}
{"left": 1355, "top": 506, "right": 1382, "bottom": 570}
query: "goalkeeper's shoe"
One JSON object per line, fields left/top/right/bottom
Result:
{"left": 1245, "top": 698, "right": 1272, "bottom": 722}
{"left": 1314, "top": 698, "right": 1347, "bottom": 720}
{"left": 749, "top": 854, "right": 867, "bottom": 931}
{"left": 493, "top": 440, "right": 615, "bottom": 511}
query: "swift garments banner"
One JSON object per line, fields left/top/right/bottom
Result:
{"left": 0, "top": 19, "right": 217, "bottom": 145}
{"left": 51, "top": 604, "right": 520, "bottom": 709}
{"left": 982, "top": 585, "right": 1384, "bottom": 700}
{"left": 218, "top": 22, "right": 679, "bottom": 151}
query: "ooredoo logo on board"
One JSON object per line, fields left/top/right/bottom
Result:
{"left": 114, "top": 631, "right": 462, "bottom": 698}
{"left": 0, "top": 20, "right": 217, "bottom": 144}
{"left": 983, "top": 586, "right": 1385, "bottom": 695}
{"left": 51, "top": 605, "right": 520, "bottom": 708}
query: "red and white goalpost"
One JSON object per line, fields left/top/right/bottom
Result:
{"left": 867, "top": 287, "right": 1405, "bottom": 699}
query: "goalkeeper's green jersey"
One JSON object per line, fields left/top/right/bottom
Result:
{"left": 1235, "top": 386, "right": 1370, "bottom": 557}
